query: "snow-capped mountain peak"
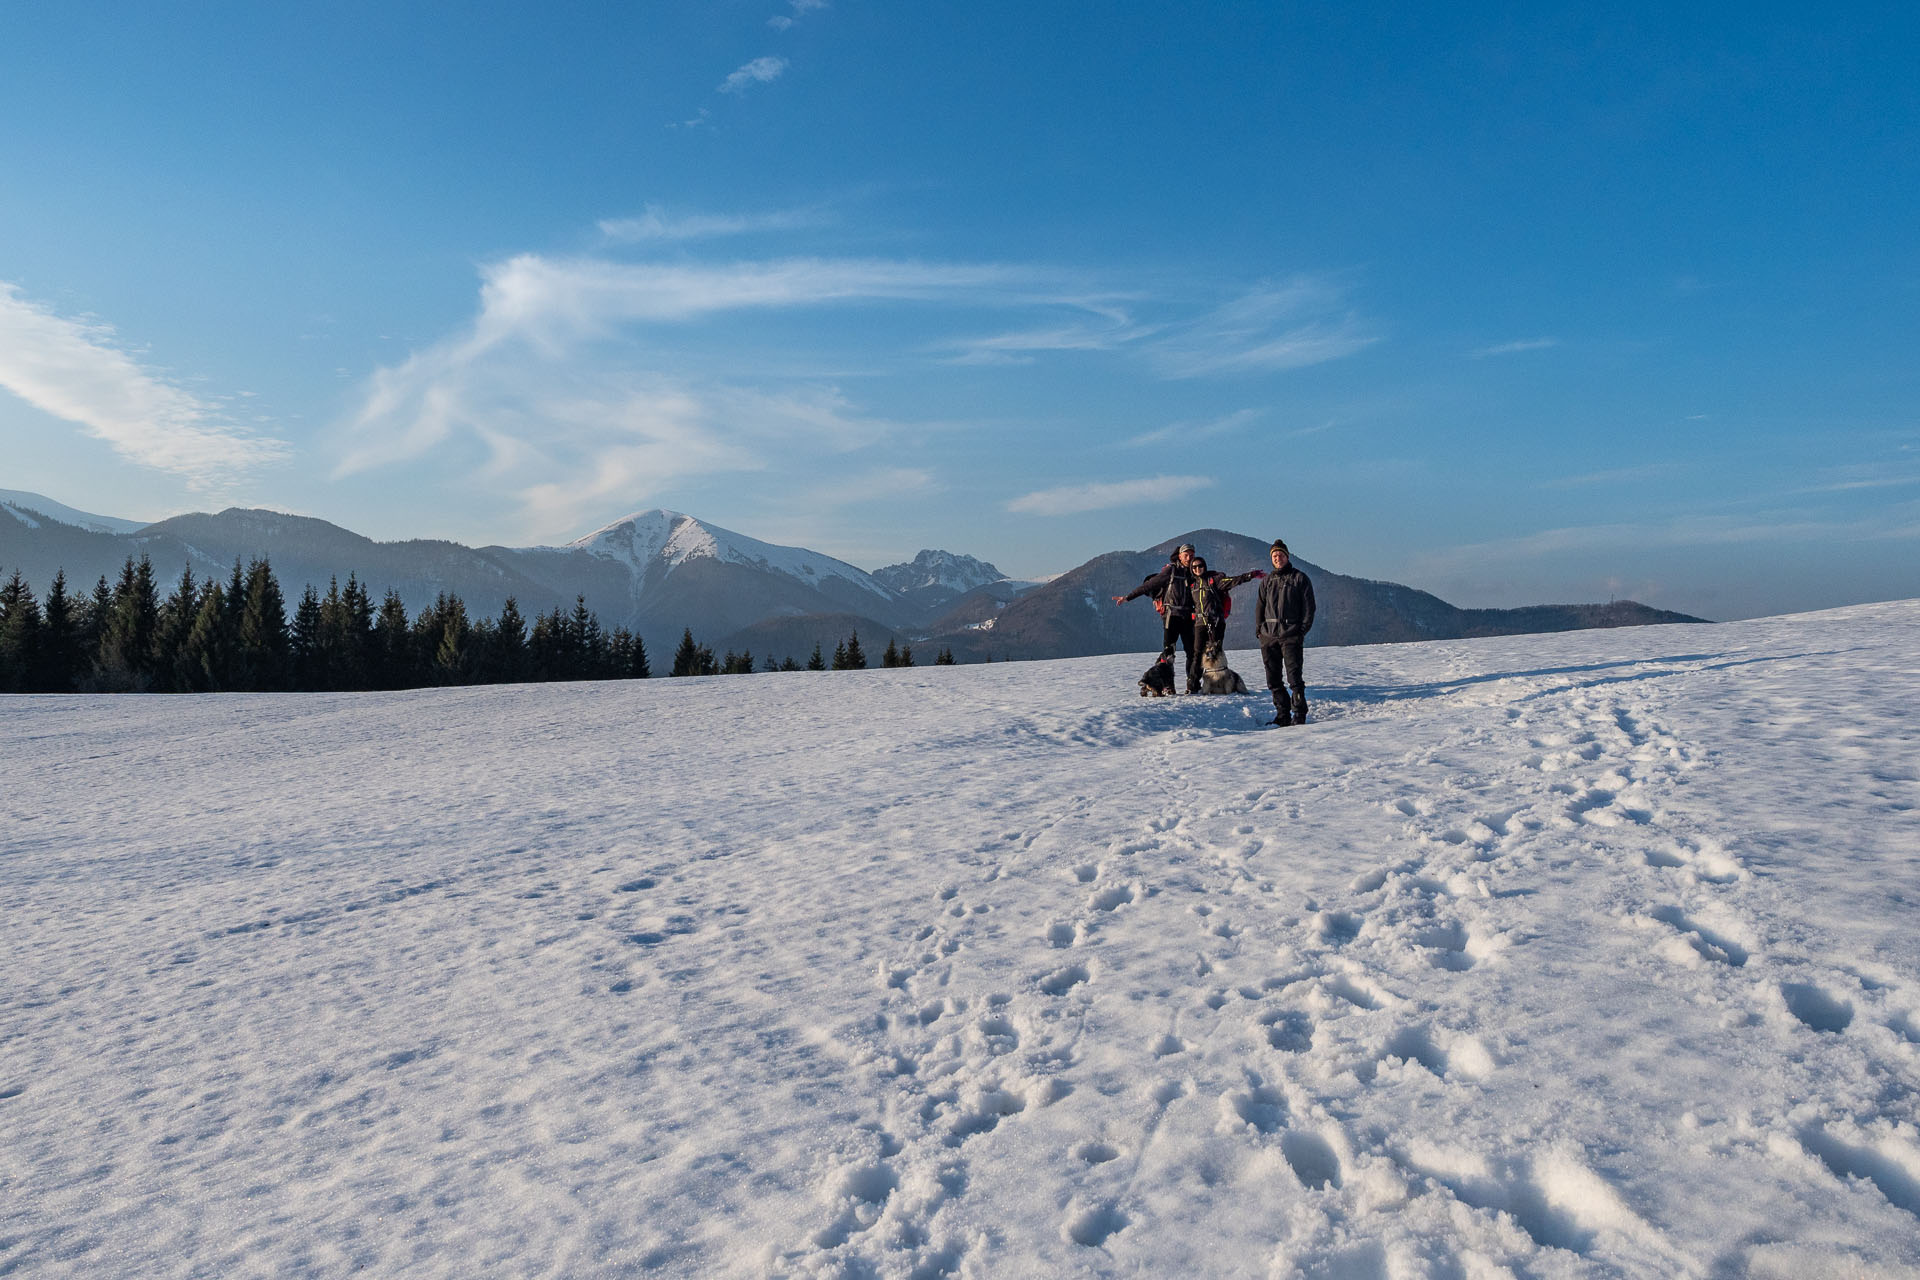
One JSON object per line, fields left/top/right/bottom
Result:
{"left": 566, "top": 509, "right": 896, "bottom": 600}
{"left": 872, "top": 549, "right": 1008, "bottom": 596}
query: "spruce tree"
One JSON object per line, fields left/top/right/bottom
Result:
{"left": 38, "top": 571, "right": 79, "bottom": 693}
{"left": 762, "top": 653, "right": 779, "bottom": 673}
{"left": 373, "top": 589, "right": 412, "bottom": 689}
{"left": 339, "top": 575, "right": 374, "bottom": 690}
{"left": 0, "top": 570, "right": 41, "bottom": 693}
{"left": 237, "top": 559, "right": 291, "bottom": 690}
{"left": 780, "top": 656, "right": 801, "bottom": 672}
{"left": 899, "top": 644, "right": 914, "bottom": 668}
{"left": 152, "top": 566, "right": 199, "bottom": 692}
{"left": 807, "top": 642, "right": 826, "bottom": 671}
{"left": 935, "top": 647, "right": 956, "bottom": 665}
{"left": 290, "top": 585, "right": 324, "bottom": 688}
{"left": 843, "top": 629, "right": 866, "bottom": 670}
{"left": 671, "top": 628, "right": 701, "bottom": 677}
{"left": 180, "top": 583, "right": 231, "bottom": 691}
{"left": 493, "top": 596, "right": 529, "bottom": 684}
{"left": 100, "top": 555, "right": 160, "bottom": 689}
{"left": 831, "top": 640, "right": 848, "bottom": 669}
{"left": 881, "top": 637, "right": 900, "bottom": 668}
{"left": 79, "top": 574, "right": 113, "bottom": 685}
{"left": 627, "top": 631, "right": 650, "bottom": 679}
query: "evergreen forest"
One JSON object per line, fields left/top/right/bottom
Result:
{"left": 0, "top": 556, "right": 955, "bottom": 694}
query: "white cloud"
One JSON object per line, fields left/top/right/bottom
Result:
{"left": 720, "top": 56, "right": 788, "bottom": 93}
{"left": 1149, "top": 280, "right": 1376, "bottom": 378}
{"left": 1124, "top": 408, "right": 1261, "bottom": 448}
{"left": 1471, "top": 337, "right": 1559, "bottom": 358}
{"left": 769, "top": 0, "right": 827, "bottom": 28}
{"left": 1007, "top": 475, "right": 1213, "bottom": 517}
{"left": 598, "top": 203, "right": 829, "bottom": 243}
{"left": 933, "top": 316, "right": 1151, "bottom": 366}
{"left": 0, "top": 281, "right": 286, "bottom": 488}
{"left": 335, "top": 254, "right": 1024, "bottom": 535}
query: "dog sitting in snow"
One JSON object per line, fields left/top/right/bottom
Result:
{"left": 1138, "top": 650, "right": 1177, "bottom": 697}
{"left": 1198, "top": 639, "right": 1249, "bottom": 695}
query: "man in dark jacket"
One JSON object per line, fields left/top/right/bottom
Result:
{"left": 1253, "top": 539, "right": 1315, "bottom": 725}
{"left": 1113, "top": 543, "right": 1203, "bottom": 693}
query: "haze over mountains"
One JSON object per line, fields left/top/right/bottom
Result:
{"left": 0, "top": 492, "right": 1704, "bottom": 664}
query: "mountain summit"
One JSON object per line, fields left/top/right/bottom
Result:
{"left": 566, "top": 509, "right": 896, "bottom": 604}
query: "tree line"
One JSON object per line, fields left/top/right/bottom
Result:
{"left": 0, "top": 556, "right": 956, "bottom": 693}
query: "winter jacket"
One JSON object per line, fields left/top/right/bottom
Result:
{"left": 1255, "top": 565, "right": 1315, "bottom": 644}
{"left": 1193, "top": 569, "right": 1264, "bottom": 629}
{"left": 1125, "top": 561, "right": 1197, "bottom": 618}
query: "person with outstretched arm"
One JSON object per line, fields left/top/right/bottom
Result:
{"left": 1113, "top": 542, "right": 1203, "bottom": 694}
{"left": 1254, "top": 539, "right": 1315, "bottom": 725}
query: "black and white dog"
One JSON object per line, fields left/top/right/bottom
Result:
{"left": 1139, "top": 650, "right": 1177, "bottom": 697}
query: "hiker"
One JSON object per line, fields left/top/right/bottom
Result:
{"left": 1113, "top": 543, "right": 1203, "bottom": 693}
{"left": 1188, "top": 555, "right": 1266, "bottom": 662}
{"left": 1254, "top": 539, "right": 1315, "bottom": 725}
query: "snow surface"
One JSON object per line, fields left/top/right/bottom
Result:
{"left": 5, "top": 602, "right": 1920, "bottom": 1278}
{"left": 566, "top": 509, "right": 896, "bottom": 602}
{"left": 0, "top": 489, "right": 151, "bottom": 536}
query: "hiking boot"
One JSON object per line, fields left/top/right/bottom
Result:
{"left": 1291, "top": 696, "right": 1308, "bottom": 724}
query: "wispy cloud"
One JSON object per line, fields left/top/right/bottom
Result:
{"left": 1471, "top": 337, "right": 1559, "bottom": 359}
{"left": 720, "top": 56, "right": 787, "bottom": 94}
{"left": 933, "top": 316, "right": 1150, "bottom": 366}
{"left": 1148, "top": 280, "right": 1375, "bottom": 379}
{"left": 768, "top": 0, "right": 828, "bottom": 29}
{"left": 1539, "top": 461, "right": 1684, "bottom": 489}
{"left": 598, "top": 202, "right": 830, "bottom": 243}
{"left": 1124, "top": 408, "right": 1261, "bottom": 448}
{"left": 336, "top": 253, "right": 1029, "bottom": 534}
{"left": 1007, "top": 475, "right": 1213, "bottom": 516}
{"left": 0, "top": 281, "right": 286, "bottom": 488}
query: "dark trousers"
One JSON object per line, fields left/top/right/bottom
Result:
{"left": 1162, "top": 614, "right": 1199, "bottom": 692}
{"left": 1261, "top": 637, "right": 1307, "bottom": 721}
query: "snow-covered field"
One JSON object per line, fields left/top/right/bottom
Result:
{"left": 5, "top": 602, "right": 1919, "bottom": 1278}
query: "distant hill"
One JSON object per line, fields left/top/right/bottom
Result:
{"left": 920, "top": 529, "right": 1705, "bottom": 661}
{"left": 0, "top": 495, "right": 1706, "bottom": 664}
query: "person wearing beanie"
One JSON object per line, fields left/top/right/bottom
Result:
{"left": 1253, "top": 539, "right": 1315, "bottom": 725}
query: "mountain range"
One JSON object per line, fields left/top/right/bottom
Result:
{"left": 0, "top": 491, "right": 1705, "bottom": 664}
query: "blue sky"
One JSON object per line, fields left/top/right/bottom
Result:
{"left": 2, "top": 2, "right": 1916, "bottom": 618}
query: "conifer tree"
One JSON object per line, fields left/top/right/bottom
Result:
{"left": 152, "top": 566, "right": 199, "bottom": 692}
{"left": 781, "top": 656, "right": 801, "bottom": 672}
{"left": 291, "top": 585, "right": 325, "bottom": 688}
{"left": 671, "top": 628, "right": 701, "bottom": 677}
{"left": 373, "top": 589, "right": 412, "bottom": 689}
{"left": 935, "top": 647, "right": 956, "bottom": 665}
{"left": 763, "top": 653, "right": 779, "bottom": 673}
{"left": 79, "top": 574, "right": 113, "bottom": 684}
{"left": 807, "top": 642, "right": 826, "bottom": 671}
{"left": 899, "top": 644, "right": 914, "bottom": 667}
{"left": 626, "top": 630, "right": 650, "bottom": 679}
{"left": 38, "top": 571, "right": 79, "bottom": 693}
{"left": 338, "top": 574, "right": 374, "bottom": 689}
{"left": 842, "top": 629, "right": 866, "bottom": 670}
{"left": 100, "top": 555, "right": 160, "bottom": 689}
{"left": 881, "top": 637, "right": 900, "bottom": 668}
{"left": 237, "top": 559, "right": 290, "bottom": 690}
{"left": 179, "top": 583, "right": 231, "bottom": 691}
{"left": 0, "top": 570, "right": 41, "bottom": 693}
{"left": 831, "top": 640, "right": 847, "bottom": 669}
{"left": 493, "top": 595, "right": 529, "bottom": 684}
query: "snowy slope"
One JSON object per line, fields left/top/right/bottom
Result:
{"left": 567, "top": 508, "right": 899, "bottom": 605}
{"left": 5, "top": 602, "right": 1919, "bottom": 1277}
{"left": 0, "top": 488, "right": 149, "bottom": 535}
